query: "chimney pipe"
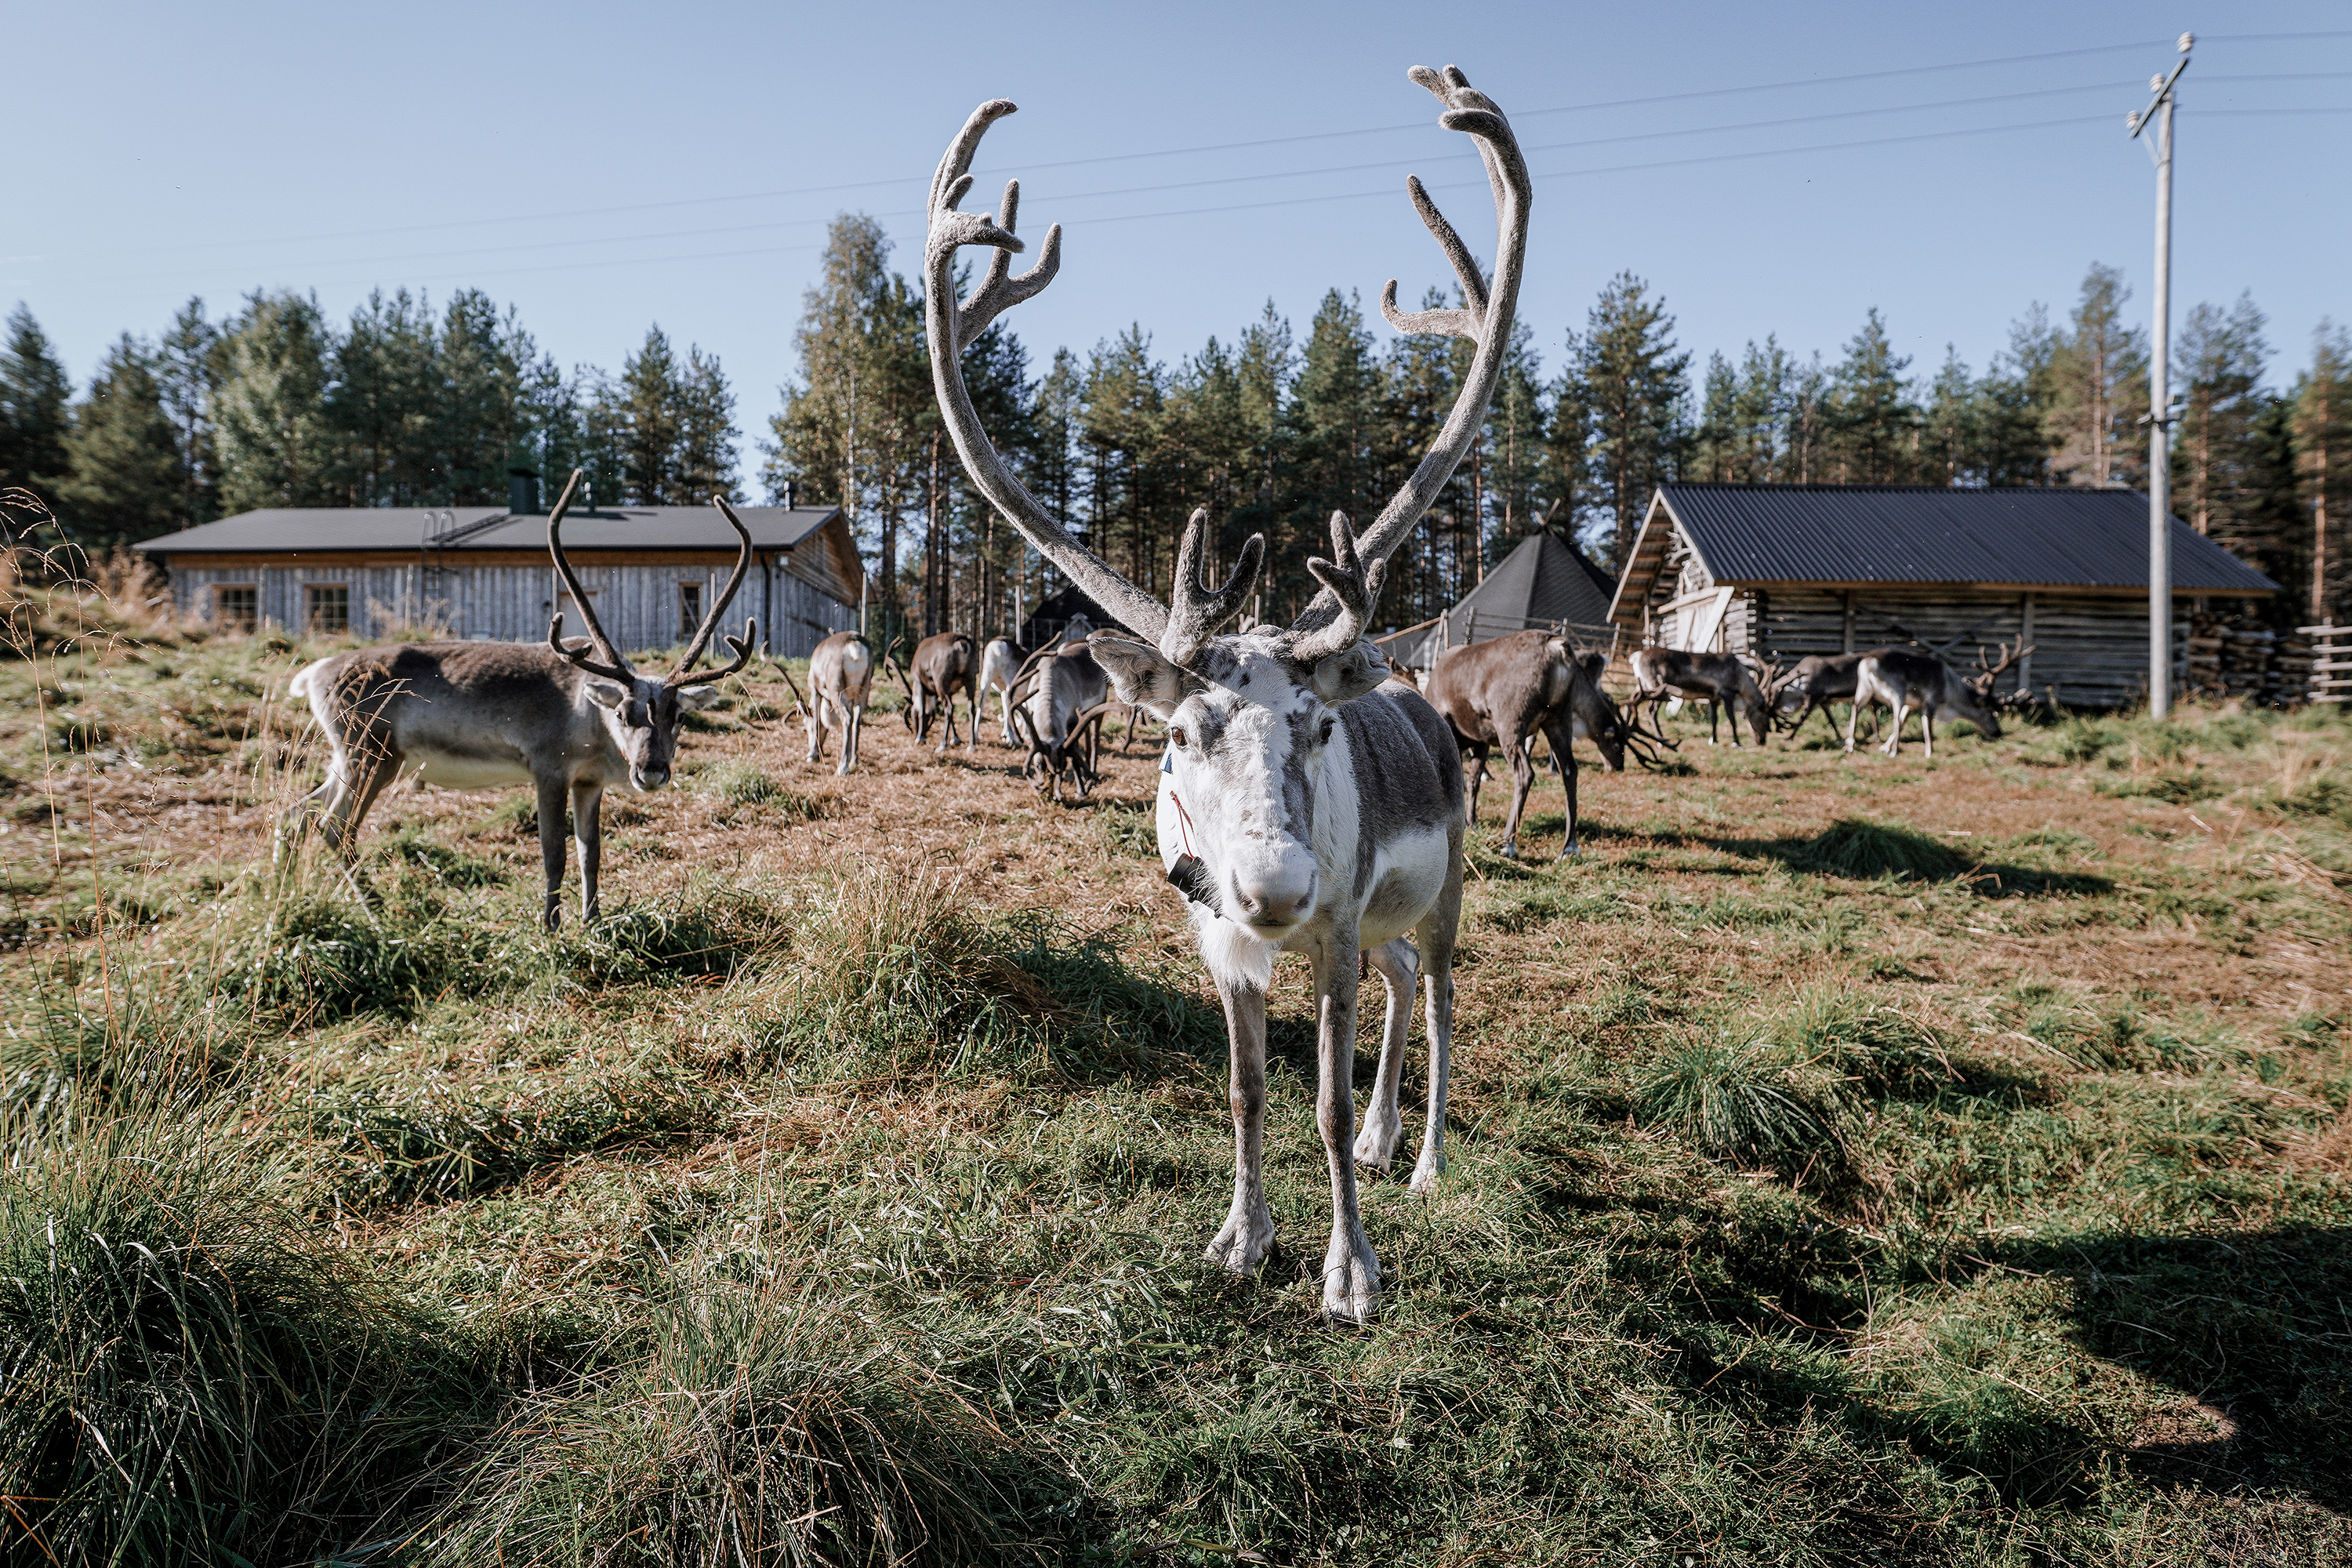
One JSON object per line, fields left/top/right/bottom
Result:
{"left": 785, "top": 478, "right": 798, "bottom": 510}
{"left": 507, "top": 469, "right": 542, "bottom": 515}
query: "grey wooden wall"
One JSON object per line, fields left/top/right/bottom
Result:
{"left": 168, "top": 559, "right": 854, "bottom": 659}
{"left": 1748, "top": 586, "right": 2188, "bottom": 710}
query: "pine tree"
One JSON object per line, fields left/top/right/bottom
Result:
{"left": 2047, "top": 263, "right": 2148, "bottom": 488}
{"left": 1692, "top": 351, "right": 1739, "bottom": 481}
{"left": 2295, "top": 321, "right": 2352, "bottom": 624}
{"left": 1, "top": 303, "right": 73, "bottom": 510}
{"left": 1081, "top": 326, "right": 1167, "bottom": 600}
{"left": 1824, "top": 308, "right": 1918, "bottom": 483}
{"left": 159, "top": 299, "right": 222, "bottom": 524}
{"left": 2172, "top": 294, "right": 2270, "bottom": 543}
{"left": 1540, "top": 328, "right": 1595, "bottom": 543}
{"left": 214, "top": 291, "right": 339, "bottom": 514}
{"left": 677, "top": 346, "right": 740, "bottom": 503}
{"left": 329, "top": 289, "right": 437, "bottom": 506}
{"left": 1922, "top": 347, "right": 1976, "bottom": 486}
{"left": 1735, "top": 338, "right": 1795, "bottom": 482}
{"left": 1579, "top": 272, "right": 1689, "bottom": 566}
{"left": 55, "top": 335, "right": 187, "bottom": 546}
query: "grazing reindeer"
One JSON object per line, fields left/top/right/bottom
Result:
{"left": 979, "top": 635, "right": 1026, "bottom": 744}
{"left": 1011, "top": 640, "right": 1112, "bottom": 801}
{"left": 1628, "top": 645, "right": 1769, "bottom": 746}
{"left": 1846, "top": 641, "right": 2027, "bottom": 759}
{"left": 924, "top": 63, "right": 1527, "bottom": 1320}
{"left": 802, "top": 630, "right": 876, "bottom": 774}
{"left": 1424, "top": 631, "right": 1626, "bottom": 859}
{"left": 1771, "top": 650, "right": 1892, "bottom": 741}
{"left": 899, "top": 630, "right": 980, "bottom": 752}
{"left": 281, "top": 470, "right": 753, "bottom": 927}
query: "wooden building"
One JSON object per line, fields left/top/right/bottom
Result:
{"left": 135, "top": 500, "right": 865, "bottom": 659}
{"left": 1608, "top": 485, "right": 2281, "bottom": 709}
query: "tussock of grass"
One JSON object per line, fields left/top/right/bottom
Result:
{"left": 702, "top": 760, "right": 825, "bottom": 819}
{"left": 0, "top": 1114, "right": 490, "bottom": 1564}
{"left": 415, "top": 1282, "right": 1038, "bottom": 1567}
{"left": 1632, "top": 1040, "right": 1842, "bottom": 1169}
{"left": 1797, "top": 817, "right": 1968, "bottom": 881}
{"left": 1771, "top": 986, "right": 1958, "bottom": 1099}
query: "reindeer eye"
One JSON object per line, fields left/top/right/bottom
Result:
{"left": 1318, "top": 717, "right": 1337, "bottom": 746}
{"left": 1169, "top": 725, "right": 1189, "bottom": 750}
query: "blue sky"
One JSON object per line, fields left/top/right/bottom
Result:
{"left": 7, "top": 0, "right": 2346, "bottom": 476}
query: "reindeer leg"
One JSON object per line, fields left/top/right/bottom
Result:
{"left": 1310, "top": 924, "right": 1380, "bottom": 1324}
{"left": 841, "top": 701, "right": 862, "bottom": 776}
{"left": 1353, "top": 937, "right": 1419, "bottom": 1173}
{"left": 535, "top": 775, "right": 570, "bottom": 930}
{"left": 1922, "top": 706, "right": 1935, "bottom": 761}
{"left": 1411, "top": 840, "right": 1465, "bottom": 1193}
{"left": 1205, "top": 970, "right": 1276, "bottom": 1276}
{"left": 1499, "top": 727, "right": 1534, "bottom": 860}
{"left": 572, "top": 779, "right": 604, "bottom": 924}
{"left": 805, "top": 699, "right": 826, "bottom": 765}
{"left": 278, "top": 754, "right": 347, "bottom": 870}
{"left": 1543, "top": 717, "right": 1582, "bottom": 858}
{"left": 1881, "top": 698, "right": 1908, "bottom": 757}
{"left": 1464, "top": 744, "right": 1488, "bottom": 827}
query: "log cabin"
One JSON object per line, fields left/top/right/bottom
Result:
{"left": 1607, "top": 484, "right": 2281, "bottom": 710}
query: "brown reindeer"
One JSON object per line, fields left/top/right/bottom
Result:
{"left": 1770, "top": 649, "right": 1894, "bottom": 741}
{"left": 898, "top": 630, "right": 980, "bottom": 752}
{"left": 802, "top": 630, "right": 876, "bottom": 774}
{"left": 1424, "top": 631, "right": 1627, "bottom": 859}
{"left": 280, "top": 470, "right": 753, "bottom": 927}
{"left": 1628, "top": 645, "right": 1769, "bottom": 746}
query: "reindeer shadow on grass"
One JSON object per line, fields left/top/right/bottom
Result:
{"left": 1705, "top": 816, "right": 2114, "bottom": 898}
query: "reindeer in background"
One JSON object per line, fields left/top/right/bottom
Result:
{"left": 280, "top": 471, "right": 753, "bottom": 927}
{"left": 899, "top": 630, "right": 980, "bottom": 752}
{"left": 799, "top": 630, "right": 876, "bottom": 774}
{"left": 1628, "top": 645, "right": 1770, "bottom": 746}
{"left": 1847, "top": 642, "right": 2027, "bottom": 759}
{"left": 1011, "top": 638, "right": 1112, "bottom": 801}
{"left": 924, "top": 63, "right": 1527, "bottom": 1320}
{"left": 1424, "top": 631, "right": 1627, "bottom": 859}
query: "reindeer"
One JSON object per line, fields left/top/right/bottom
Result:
{"left": 1771, "top": 650, "right": 1891, "bottom": 741}
{"left": 924, "top": 64, "right": 1526, "bottom": 1321}
{"left": 1011, "top": 640, "right": 1112, "bottom": 801}
{"left": 1628, "top": 645, "right": 1769, "bottom": 746}
{"left": 1846, "top": 641, "right": 2027, "bottom": 759}
{"left": 800, "top": 630, "right": 876, "bottom": 774}
{"left": 898, "top": 630, "right": 980, "bottom": 752}
{"left": 280, "top": 470, "right": 753, "bottom": 928}
{"left": 979, "top": 635, "right": 1026, "bottom": 744}
{"left": 1424, "top": 631, "right": 1626, "bottom": 860}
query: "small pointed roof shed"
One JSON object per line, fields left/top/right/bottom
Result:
{"left": 1386, "top": 531, "right": 1617, "bottom": 667}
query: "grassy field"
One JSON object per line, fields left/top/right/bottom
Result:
{"left": 5, "top": 585, "right": 2350, "bottom": 1566}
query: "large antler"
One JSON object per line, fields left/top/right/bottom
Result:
{"left": 1973, "top": 641, "right": 2034, "bottom": 690}
{"left": 1163, "top": 507, "right": 1265, "bottom": 666}
{"left": 924, "top": 102, "right": 1170, "bottom": 644}
{"left": 1282, "top": 512, "right": 1388, "bottom": 665}
{"left": 546, "top": 468, "right": 633, "bottom": 682}
{"left": 675, "top": 498, "right": 759, "bottom": 686}
{"left": 1281, "top": 65, "right": 1530, "bottom": 655}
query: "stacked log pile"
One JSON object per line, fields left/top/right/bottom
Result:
{"left": 2309, "top": 623, "right": 2352, "bottom": 706}
{"left": 2186, "top": 613, "right": 2315, "bottom": 706}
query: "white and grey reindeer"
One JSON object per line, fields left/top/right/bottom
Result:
{"left": 1845, "top": 642, "right": 2027, "bottom": 759}
{"left": 924, "top": 63, "right": 1527, "bottom": 1322}
{"left": 281, "top": 470, "right": 753, "bottom": 927}
{"left": 800, "top": 630, "right": 876, "bottom": 774}
{"left": 1013, "top": 637, "right": 1112, "bottom": 801}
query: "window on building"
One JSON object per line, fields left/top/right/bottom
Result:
{"left": 306, "top": 584, "right": 350, "bottom": 635}
{"left": 678, "top": 581, "right": 703, "bottom": 643}
{"left": 214, "top": 585, "right": 257, "bottom": 633}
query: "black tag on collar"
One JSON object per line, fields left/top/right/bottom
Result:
{"left": 1167, "top": 853, "right": 1218, "bottom": 908}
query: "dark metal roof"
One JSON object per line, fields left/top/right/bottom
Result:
{"left": 1655, "top": 484, "right": 2279, "bottom": 594}
{"left": 1385, "top": 532, "right": 1617, "bottom": 665}
{"left": 136, "top": 505, "right": 841, "bottom": 555}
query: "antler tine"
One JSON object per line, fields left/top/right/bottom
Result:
{"left": 924, "top": 101, "right": 1170, "bottom": 644}
{"left": 668, "top": 496, "right": 758, "bottom": 684}
{"left": 544, "top": 467, "right": 633, "bottom": 683}
{"left": 1162, "top": 507, "right": 1265, "bottom": 667}
{"left": 1348, "top": 67, "right": 1531, "bottom": 577}
{"left": 1284, "top": 511, "right": 1388, "bottom": 666}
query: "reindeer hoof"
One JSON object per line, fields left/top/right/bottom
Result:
{"left": 1320, "top": 1235, "right": 1382, "bottom": 1325}
{"left": 1352, "top": 1118, "right": 1403, "bottom": 1171}
{"left": 1557, "top": 842, "right": 1582, "bottom": 860}
{"left": 1499, "top": 842, "right": 1519, "bottom": 861}
{"left": 1409, "top": 1153, "right": 1446, "bottom": 1192}
{"left": 1205, "top": 1204, "right": 1275, "bottom": 1274}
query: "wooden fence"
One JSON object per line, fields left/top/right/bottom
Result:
{"left": 2306, "top": 622, "right": 2352, "bottom": 704}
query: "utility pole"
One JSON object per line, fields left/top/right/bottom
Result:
{"left": 2129, "top": 33, "right": 2192, "bottom": 718}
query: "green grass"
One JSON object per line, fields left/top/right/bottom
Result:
{"left": 5, "top": 620, "right": 2352, "bottom": 1563}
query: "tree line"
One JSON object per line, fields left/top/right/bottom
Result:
{"left": 3, "top": 221, "right": 2347, "bottom": 633}
{"left": 0, "top": 291, "right": 740, "bottom": 547}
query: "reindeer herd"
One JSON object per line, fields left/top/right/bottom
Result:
{"left": 275, "top": 67, "right": 2039, "bottom": 1325}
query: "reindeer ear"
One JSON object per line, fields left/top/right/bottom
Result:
{"left": 1087, "top": 632, "right": 1191, "bottom": 715}
{"left": 1311, "top": 643, "right": 1388, "bottom": 705}
{"left": 674, "top": 684, "right": 721, "bottom": 712}
{"left": 583, "top": 678, "right": 629, "bottom": 710}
